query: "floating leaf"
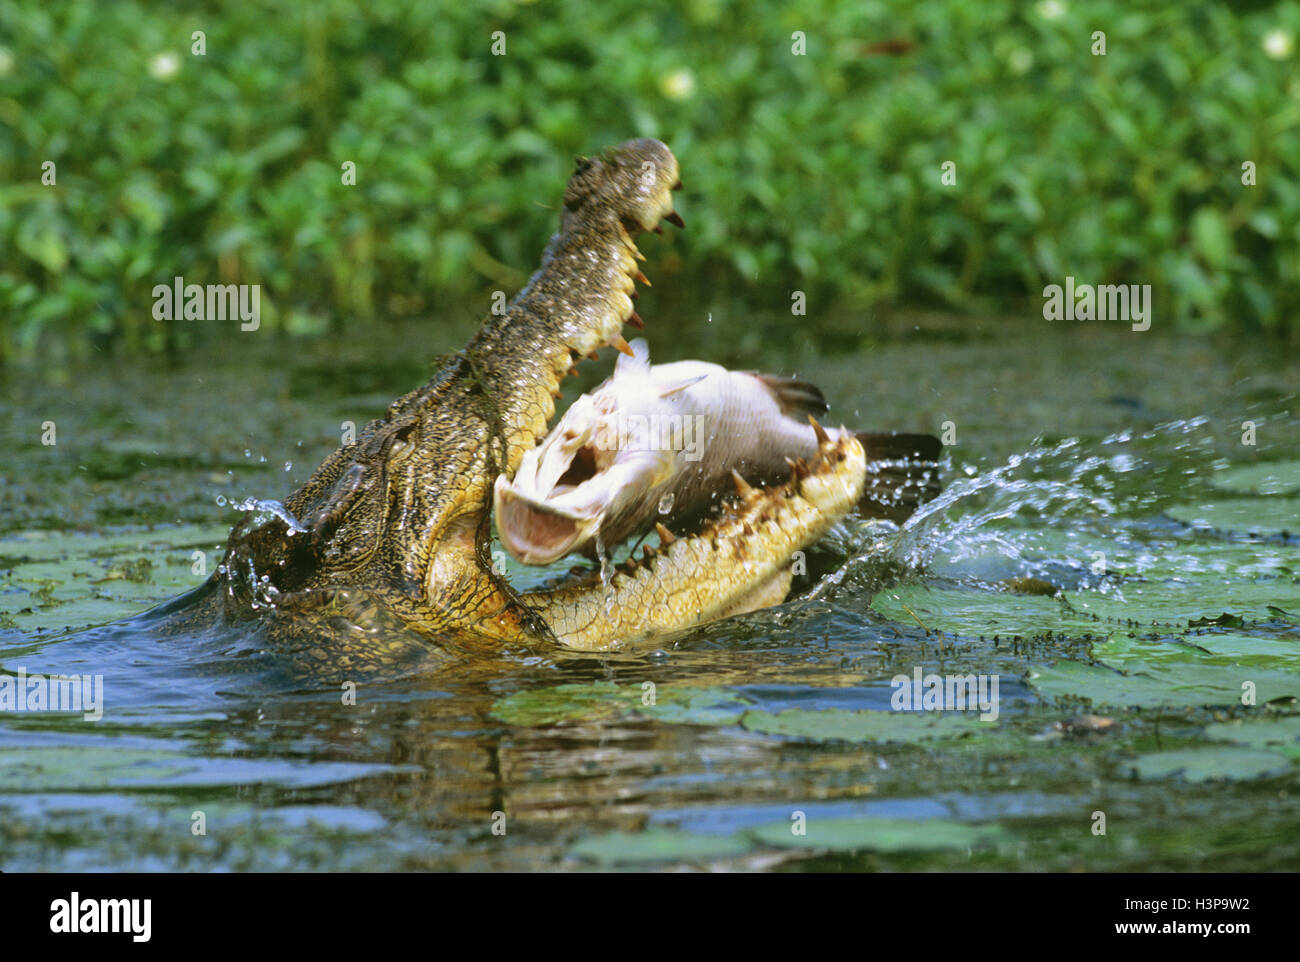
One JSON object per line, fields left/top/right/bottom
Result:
{"left": 1026, "top": 660, "right": 1300, "bottom": 708}
{"left": 0, "top": 746, "right": 402, "bottom": 791}
{"left": 1095, "top": 632, "right": 1300, "bottom": 673}
{"left": 1204, "top": 717, "right": 1300, "bottom": 759}
{"left": 748, "top": 817, "right": 1007, "bottom": 852}
{"left": 740, "top": 708, "right": 990, "bottom": 743}
{"left": 1209, "top": 460, "right": 1300, "bottom": 497}
{"left": 569, "top": 829, "right": 752, "bottom": 865}
{"left": 1126, "top": 748, "right": 1292, "bottom": 783}
{"left": 1166, "top": 498, "right": 1300, "bottom": 537}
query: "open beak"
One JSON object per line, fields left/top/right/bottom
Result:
{"left": 493, "top": 476, "right": 604, "bottom": 565}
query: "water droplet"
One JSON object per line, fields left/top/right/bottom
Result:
{"left": 596, "top": 535, "right": 612, "bottom": 589}
{"left": 284, "top": 462, "right": 293, "bottom": 472}
{"left": 215, "top": 495, "right": 227, "bottom": 506}
{"left": 658, "top": 492, "right": 675, "bottom": 514}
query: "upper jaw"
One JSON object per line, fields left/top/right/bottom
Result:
{"left": 412, "top": 142, "right": 686, "bottom": 572}
{"left": 491, "top": 142, "right": 685, "bottom": 475}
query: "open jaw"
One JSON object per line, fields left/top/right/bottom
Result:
{"left": 461, "top": 145, "right": 870, "bottom": 651}
{"left": 515, "top": 430, "right": 867, "bottom": 651}
{"left": 501, "top": 337, "right": 869, "bottom": 651}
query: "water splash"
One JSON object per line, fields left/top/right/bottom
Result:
{"left": 809, "top": 416, "right": 1236, "bottom": 599}
{"left": 231, "top": 498, "right": 307, "bottom": 535}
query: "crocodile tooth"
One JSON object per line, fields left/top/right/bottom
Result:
{"left": 642, "top": 544, "right": 657, "bottom": 559}
{"left": 567, "top": 366, "right": 578, "bottom": 377}
{"left": 654, "top": 522, "right": 675, "bottom": 545}
{"left": 742, "top": 522, "right": 754, "bottom": 537}
{"left": 808, "top": 415, "right": 830, "bottom": 446}
{"left": 730, "top": 469, "right": 754, "bottom": 498}
{"left": 587, "top": 350, "right": 601, "bottom": 361}
{"left": 634, "top": 270, "right": 652, "bottom": 286}
{"left": 627, "top": 311, "right": 644, "bottom": 329}
{"left": 609, "top": 335, "right": 635, "bottom": 357}
{"left": 652, "top": 226, "right": 663, "bottom": 235}
{"left": 672, "top": 180, "right": 683, "bottom": 191}
{"left": 665, "top": 211, "right": 685, "bottom": 228}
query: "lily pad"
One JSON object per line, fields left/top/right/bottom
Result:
{"left": 1126, "top": 747, "right": 1293, "bottom": 783}
{"left": 0, "top": 745, "right": 403, "bottom": 791}
{"left": 0, "top": 524, "right": 229, "bottom": 631}
{"left": 1068, "top": 575, "right": 1299, "bottom": 628}
{"left": 747, "top": 816, "right": 1007, "bottom": 852}
{"left": 1210, "top": 459, "right": 1300, "bottom": 497}
{"left": 1094, "top": 632, "right": 1300, "bottom": 672}
{"left": 642, "top": 688, "right": 755, "bottom": 725}
{"left": 1204, "top": 716, "right": 1300, "bottom": 759}
{"left": 569, "top": 828, "right": 752, "bottom": 865}
{"left": 1165, "top": 498, "right": 1300, "bottom": 537}
{"left": 740, "top": 708, "right": 990, "bottom": 743}
{"left": 1026, "top": 660, "right": 1300, "bottom": 708}
{"left": 870, "top": 584, "right": 1105, "bottom": 638}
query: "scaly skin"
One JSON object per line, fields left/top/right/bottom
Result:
{"left": 156, "top": 140, "right": 867, "bottom": 670}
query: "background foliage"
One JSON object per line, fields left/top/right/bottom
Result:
{"left": 1, "top": 0, "right": 1297, "bottom": 361}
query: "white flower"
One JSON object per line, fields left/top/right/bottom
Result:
{"left": 660, "top": 68, "right": 695, "bottom": 101}
{"left": 148, "top": 51, "right": 180, "bottom": 80}
{"left": 1263, "top": 29, "right": 1293, "bottom": 60}
{"left": 1035, "top": 0, "right": 1066, "bottom": 21}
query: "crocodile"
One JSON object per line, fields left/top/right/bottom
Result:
{"left": 154, "top": 139, "right": 876, "bottom": 674}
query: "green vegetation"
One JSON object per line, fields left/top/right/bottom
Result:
{"left": 2, "top": 0, "right": 1297, "bottom": 361}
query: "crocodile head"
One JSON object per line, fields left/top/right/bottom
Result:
{"left": 203, "top": 139, "right": 866, "bottom": 662}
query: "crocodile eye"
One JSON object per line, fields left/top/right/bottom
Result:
{"left": 389, "top": 437, "right": 413, "bottom": 462}
{"left": 383, "top": 421, "right": 418, "bottom": 463}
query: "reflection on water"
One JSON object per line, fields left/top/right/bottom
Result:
{"left": 1, "top": 319, "right": 1297, "bottom": 870}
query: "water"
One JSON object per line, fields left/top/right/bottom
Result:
{"left": 1, "top": 317, "right": 1297, "bottom": 870}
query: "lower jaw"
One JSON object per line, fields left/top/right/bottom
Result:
{"left": 522, "top": 435, "right": 867, "bottom": 651}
